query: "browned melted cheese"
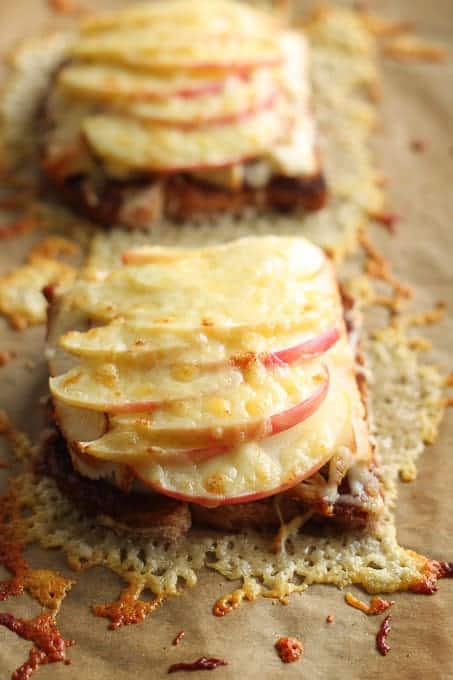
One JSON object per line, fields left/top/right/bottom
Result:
{"left": 0, "top": 612, "right": 75, "bottom": 680}
{"left": 275, "top": 636, "right": 303, "bottom": 663}
{"left": 92, "top": 581, "right": 163, "bottom": 630}
{"left": 345, "top": 592, "right": 394, "bottom": 616}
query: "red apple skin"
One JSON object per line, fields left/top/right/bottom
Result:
{"left": 142, "top": 92, "right": 278, "bottom": 130}
{"left": 166, "top": 82, "right": 225, "bottom": 99}
{"left": 268, "top": 327, "right": 341, "bottom": 366}
{"left": 180, "top": 56, "right": 283, "bottom": 74}
{"left": 133, "top": 452, "right": 333, "bottom": 508}
{"left": 136, "top": 72, "right": 251, "bottom": 101}
{"left": 269, "top": 366, "right": 329, "bottom": 436}
{"left": 104, "top": 367, "right": 328, "bottom": 451}
{"left": 103, "top": 350, "right": 332, "bottom": 417}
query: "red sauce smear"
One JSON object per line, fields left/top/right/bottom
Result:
{"left": 0, "top": 612, "right": 75, "bottom": 680}
{"left": 376, "top": 614, "right": 392, "bottom": 656}
{"left": 275, "top": 636, "right": 303, "bottom": 663}
{"left": 172, "top": 630, "right": 185, "bottom": 646}
{"left": 168, "top": 657, "right": 227, "bottom": 674}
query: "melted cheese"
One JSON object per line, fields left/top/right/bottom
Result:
{"left": 67, "top": 237, "right": 331, "bottom": 330}
{"left": 71, "top": 30, "right": 281, "bottom": 72}
{"left": 82, "top": 106, "right": 285, "bottom": 174}
{"left": 50, "top": 357, "right": 246, "bottom": 412}
{"left": 127, "top": 73, "right": 277, "bottom": 126}
{"left": 78, "top": 360, "right": 328, "bottom": 448}
{"left": 80, "top": 0, "right": 278, "bottom": 36}
{"left": 0, "top": 255, "right": 76, "bottom": 330}
{"left": 48, "top": 237, "right": 372, "bottom": 505}
{"left": 51, "top": 4, "right": 319, "bottom": 182}
{"left": 131, "top": 365, "right": 353, "bottom": 505}
{"left": 59, "top": 325, "right": 334, "bottom": 363}
{"left": 59, "top": 64, "right": 227, "bottom": 102}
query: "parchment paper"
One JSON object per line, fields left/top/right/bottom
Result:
{"left": 0, "top": 1, "right": 452, "bottom": 678}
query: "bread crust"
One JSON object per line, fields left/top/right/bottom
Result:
{"left": 41, "top": 430, "right": 372, "bottom": 539}
{"left": 40, "top": 145, "right": 327, "bottom": 229}
{"left": 41, "top": 433, "right": 192, "bottom": 542}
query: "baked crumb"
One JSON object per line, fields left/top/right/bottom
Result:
{"left": 275, "top": 636, "right": 303, "bottom": 663}
{"left": 410, "top": 139, "right": 427, "bottom": 153}
{"left": 359, "top": 232, "right": 413, "bottom": 299}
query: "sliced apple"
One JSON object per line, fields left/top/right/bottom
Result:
{"left": 130, "top": 378, "right": 350, "bottom": 506}
{"left": 59, "top": 322, "right": 194, "bottom": 361}
{"left": 120, "top": 235, "right": 325, "bottom": 275}
{"left": 71, "top": 26, "right": 282, "bottom": 73}
{"left": 59, "top": 64, "right": 227, "bottom": 103}
{"left": 59, "top": 319, "right": 339, "bottom": 368}
{"left": 118, "top": 235, "right": 325, "bottom": 289}
{"left": 127, "top": 86, "right": 278, "bottom": 130}
{"left": 82, "top": 106, "right": 285, "bottom": 174}
{"left": 50, "top": 359, "right": 245, "bottom": 413}
{"left": 77, "top": 363, "right": 329, "bottom": 449}
{"left": 73, "top": 440, "right": 231, "bottom": 467}
{"left": 69, "top": 278, "right": 331, "bottom": 330}
{"left": 50, "top": 329, "right": 340, "bottom": 413}
{"left": 67, "top": 237, "right": 331, "bottom": 328}
{"left": 80, "top": 0, "right": 279, "bottom": 36}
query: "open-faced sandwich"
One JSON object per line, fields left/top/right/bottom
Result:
{"left": 39, "top": 0, "right": 326, "bottom": 229}
{"left": 44, "top": 236, "right": 381, "bottom": 539}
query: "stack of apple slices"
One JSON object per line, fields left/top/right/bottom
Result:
{"left": 45, "top": 0, "right": 318, "bottom": 184}
{"left": 48, "top": 236, "right": 371, "bottom": 508}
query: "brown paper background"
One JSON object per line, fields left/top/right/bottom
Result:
{"left": 0, "top": 1, "right": 452, "bottom": 678}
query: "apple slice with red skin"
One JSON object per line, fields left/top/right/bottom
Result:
{"left": 133, "top": 452, "right": 333, "bottom": 508}
{"left": 130, "top": 91, "right": 278, "bottom": 130}
{"left": 59, "top": 63, "right": 233, "bottom": 103}
{"left": 113, "top": 54, "right": 283, "bottom": 76}
{"left": 82, "top": 106, "right": 286, "bottom": 175}
{"left": 111, "top": 329, "right": 339, "bottom": 414}
{"left": 129, "top": 369, "right": 358, "bottom": 508}
{"left": 257, "top": 326, "right": 341, "bottom": 368}
{"left": 53, "top": 328, "right": 338, "bottom": 416}
{"left": 78, "top": 366, "right": 329, "bottom": 455}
